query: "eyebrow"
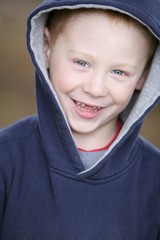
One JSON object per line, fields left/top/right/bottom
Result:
{"left": 69, "top": 49, "right": 95, "bottom": 61}
{"left": 112, "top": 63, "right": 137, "bottom": 70}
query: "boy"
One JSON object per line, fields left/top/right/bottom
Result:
{"left": 0, "top": 0, "right": 160, "bottom": 239}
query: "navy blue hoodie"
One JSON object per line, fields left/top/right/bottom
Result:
{"left": 0, "top": 0, "right": 160, "bottom": 239}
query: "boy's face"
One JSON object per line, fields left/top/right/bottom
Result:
{"left": 44, "top": 13, "right": 150, "bottom": 148}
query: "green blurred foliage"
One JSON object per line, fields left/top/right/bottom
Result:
{"left": 0, "top": 1, "right": 160, "bottom": 148}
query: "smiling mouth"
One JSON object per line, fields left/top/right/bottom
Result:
{"left": 74, "top": 100, "right": 102, "bottom": 112}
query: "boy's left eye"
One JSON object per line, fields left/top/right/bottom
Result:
{"left": 111, "top": 69, "right": 126, "bottom": 76}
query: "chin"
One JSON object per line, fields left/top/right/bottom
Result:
{"left": 70, "top": 122, "right": 99, "bottom": 135}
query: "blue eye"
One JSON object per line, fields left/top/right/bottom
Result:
{"left": 112, "top": 69, "right": 125, "bottom": 75}
{"left": 75, "top": 60, "right": 90, "bottom": 68}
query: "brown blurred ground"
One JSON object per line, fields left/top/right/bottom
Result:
{"left": 0, "top": 1, "right": 160, "bottom": 148}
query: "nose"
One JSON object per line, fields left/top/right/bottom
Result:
{"left": 82, "top": 72, "right": 108, "bottom": 97}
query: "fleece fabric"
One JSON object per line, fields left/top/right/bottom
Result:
{"left": 0, "top": 0, "right": 160, "bottom": 239}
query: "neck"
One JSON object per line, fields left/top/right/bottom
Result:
{"left": 72, "top": 119, "right": 118, "bottom": 151}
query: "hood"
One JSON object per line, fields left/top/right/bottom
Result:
{"left": 26, "top": 0, "right": 160, "bottom": 178}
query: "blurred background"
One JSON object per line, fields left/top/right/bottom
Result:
{"left": 0, "top": 0, "right": 160, "bottom": 148}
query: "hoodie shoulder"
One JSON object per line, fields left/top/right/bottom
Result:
{"left": 0, "top": 115, "right": 39, "bottom": 143}
{"left": 139, "top": 136, "right": 160, "bottom": 161}
{"left": 0, "top": 115, "right": 39, "bottom": 187}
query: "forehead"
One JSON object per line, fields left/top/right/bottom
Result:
{"left": 54, "top": 13, "right": 149, "bottom": 66}
{"left": 59, "top": 11, "right": 148, "bottom": 48}
{"left": 63, "top": 13, "right": 147, "bottom": 47}
{"left": 48, "top": 8, "right": 156, "bottom": 60}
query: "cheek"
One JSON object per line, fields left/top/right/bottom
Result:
{"left": 49, "top": 61, "right": 65, "bottom": 87}
{"left": 50, "top": 68, "right": 73, "bottom": 95}
{"left": 112, "top": 84, "right": 135, "bottom": 108}
{"left": 49, "top": 59, "right": 76, "bottom": 93}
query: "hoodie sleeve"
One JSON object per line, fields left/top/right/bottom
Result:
{"left": 0, "top": 142, "right": 15, "bottom": 229}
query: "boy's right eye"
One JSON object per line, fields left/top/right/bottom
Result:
{"left": 74, "top": 60, "right": 90, "bottom": 68}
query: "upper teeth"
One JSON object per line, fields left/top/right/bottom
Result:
{"left": 76, "top": 101, "right": 101, "bottom": 110}
{"left": 77, "top": 102, "right": 85, "bottom": 107}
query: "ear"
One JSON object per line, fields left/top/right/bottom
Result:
{"left": 135, "top": 69, "right": 149, "bottom": 91}
{"left": 44, "top": 27, "right": 51, "bottom": 68}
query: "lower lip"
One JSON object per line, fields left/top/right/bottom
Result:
{"left": 72, "top": 100, "right": 103, "bottom": 119}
